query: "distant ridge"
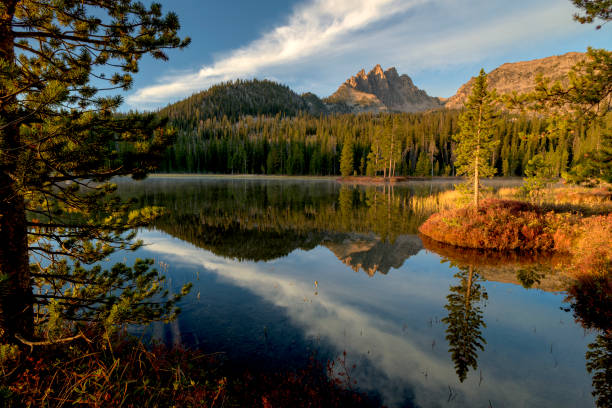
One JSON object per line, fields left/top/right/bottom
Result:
{"left": 445, "top": 52, "right": 586, "bottom": 109}
{"left": 159, "top": 79, "right": 337, "bottom": 120}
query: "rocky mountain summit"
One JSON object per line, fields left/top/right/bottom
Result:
{"left": 325, "top": 64, "right": 443, "bottom": 113}
{"left": 444, "top": 52, "right": 586, "bottom": 109}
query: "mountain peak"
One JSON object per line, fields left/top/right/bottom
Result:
{"left": 385, "top": 67, "right": 398, "bottom": 75}
{"left": 370, "top": 64, "right": 385, "bottom": 78}
{"left": 329, "top": 65, "right": 442, "bottom": 113}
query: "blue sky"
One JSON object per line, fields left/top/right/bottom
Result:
{"left": 125, "top": 0, "right": 610, "bottom": 110}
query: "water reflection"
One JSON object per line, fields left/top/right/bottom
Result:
{"left": 424, "top": 235, "right": 611, "bottom": 408}
{"left": 443, "top": 265, "right": 488, "bottom": 383}
{"left": 420, "top": 234, "right": 568, "bottom": 292}
{"left": 122, "top": 178, "right": 445, "bottom": 275}
{"left": 115, "top": 177, "right": 597, "bottom": 407}
{"left": 566, "top": 273, "right": 612, "bottom": 408}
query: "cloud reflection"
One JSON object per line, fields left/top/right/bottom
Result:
{"left": 140, "top": 230, "right": 593, "bottom": 407}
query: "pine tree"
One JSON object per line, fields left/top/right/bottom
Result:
{"left": 0, "top": 1, "right": 190, "bottom": 344}
{"left": 454, "top": 69, "right": 499, "bottom": 207}
{"left": 340, "top": 137, "right": 354, "bottom": 177}
{"left": 518, "top": 48, "right": 611, "bottom": 185}
{"left": 572, "top": 0, "right": 612, "bottom": 29}
{"left": 415, "top": 151, "right": 431, "bottom": 176}
{"left": 366, "top": 128, "right": 383, "bottom": 177}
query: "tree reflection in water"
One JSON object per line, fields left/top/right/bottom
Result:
{"left": 442, "top": 264, "right": 488, "bottom": 382}
{"left": 566, "top": 273, "right": 612, "bottom": 408}
{"left": 120, "top": 180, "right": 449, "bottom": 275}
{"left": 423, "top": 234, "right": 611, "bottom": 406}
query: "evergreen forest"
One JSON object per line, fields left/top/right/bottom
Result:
{"left": 153, "top": 80, "right": 609, "bottom": 177}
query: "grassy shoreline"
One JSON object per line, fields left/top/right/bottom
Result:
{"left": 418, "top": 186, "right": 612, "bottom": 279}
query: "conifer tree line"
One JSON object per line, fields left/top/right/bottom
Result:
{"left": 156, "top": 104, "right": 609, "bottom": 178}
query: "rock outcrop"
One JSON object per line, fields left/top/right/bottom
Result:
{"left": 445, "top": 52, "right": 586, "bottom": 109}
{"left": 326, "top": 64, "right": 443, "bottom": 113}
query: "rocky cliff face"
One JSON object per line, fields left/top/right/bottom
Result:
{"left": 445, "top": 52, "right": 586, "bottom": 109}
{"left": 326, "top": 64, "right": 443, "bottom": 113}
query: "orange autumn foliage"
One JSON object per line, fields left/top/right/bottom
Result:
{"left": 568, "top": 214, "right": 612, "bottom": 276}
{"left": 418, "top": 199, "right": 576, "bottom": 252}
{"left": 419, "top": 200, "right": 612, "bottom": 280}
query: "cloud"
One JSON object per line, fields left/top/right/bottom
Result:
{"left": 127, "top": 0, "right": 424, "bottom": 107}
{"left": 277, "top": 0, "right": 587, "bottom": 97}
{"left": 127, "top": 0, "right": 600, "bottom": 109}
{"left": 350, "top": 1, "right": 580, "bottom": 70}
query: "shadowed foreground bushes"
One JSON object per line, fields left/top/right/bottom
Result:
{"left": 0, "top": 331, "right": 379, "bottom": 408}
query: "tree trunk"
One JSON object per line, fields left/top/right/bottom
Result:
{"left": 465, "top": 265, "right": 474, "bottom": 309}
{"left": 474, "top": 149, "right": 479, "bottom": 207}
{"left": 474, "top": 104, "right": 483, "bottom": 208}
{"left": 0, "top": 1, "right": 34, "bottom": 342}
{"left": 388, "top": 134, "right": 394, "bottom": 179}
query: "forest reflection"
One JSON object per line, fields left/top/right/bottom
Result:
{"left": 121, "top": 179, "right": 452, "bottom": 275}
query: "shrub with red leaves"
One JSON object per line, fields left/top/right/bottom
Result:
{"left": 418, "top": 199, "right": 576, "bottom": 251}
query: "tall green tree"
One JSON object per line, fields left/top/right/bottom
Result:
{"left": 530, "top": 48, "right": 611, "bottom": 184}
{"left": 454, "top": 69, "right": 499, "bottom": 207}
{"left": 0, "top": 1, "right": 190, "bottom": 345}
{"left": 340, "top": 136, "right": 354, "bottom": 177}
{"left": 415, "top": 150, "right": 431, "bottom": 176}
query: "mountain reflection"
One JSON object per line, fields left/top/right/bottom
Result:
{"left": 121, "top": 178, "right": 441, "bottom": 275}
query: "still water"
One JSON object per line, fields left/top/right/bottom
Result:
{"left": 116, "top": 177, "right": 599, "bottom": 408}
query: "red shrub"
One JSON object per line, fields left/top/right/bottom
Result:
{"left": 418, "top": 199, "right": 575, "bottom": 252}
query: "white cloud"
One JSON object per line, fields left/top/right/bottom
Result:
{"left": 127, "top": 0, "right": 424, "bottom": 107}
{"left": 127, "top": 0, "right": 602, "bottom": 109}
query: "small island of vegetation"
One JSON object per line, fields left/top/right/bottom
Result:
{"left": 418, "top": 53, "right": 611, "bottom": 282}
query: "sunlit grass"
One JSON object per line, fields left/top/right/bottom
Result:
{"left": 495, "top": 185, "right": 612, "bottom": 215}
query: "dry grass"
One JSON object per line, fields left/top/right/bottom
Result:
{"left": 495, "top": 186, "right": 612, "bottom": 215}
{"left": 567, "top": 214, "right": 612, "bottom": 277}
{"left": 2, "top": 330, "right": 379, "bottom": 408}
{"left": 408, "top": 189, "right": 461, "bottom": 216}
{"left": 419, "top": 196, "right": 612, "bottom": 279}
